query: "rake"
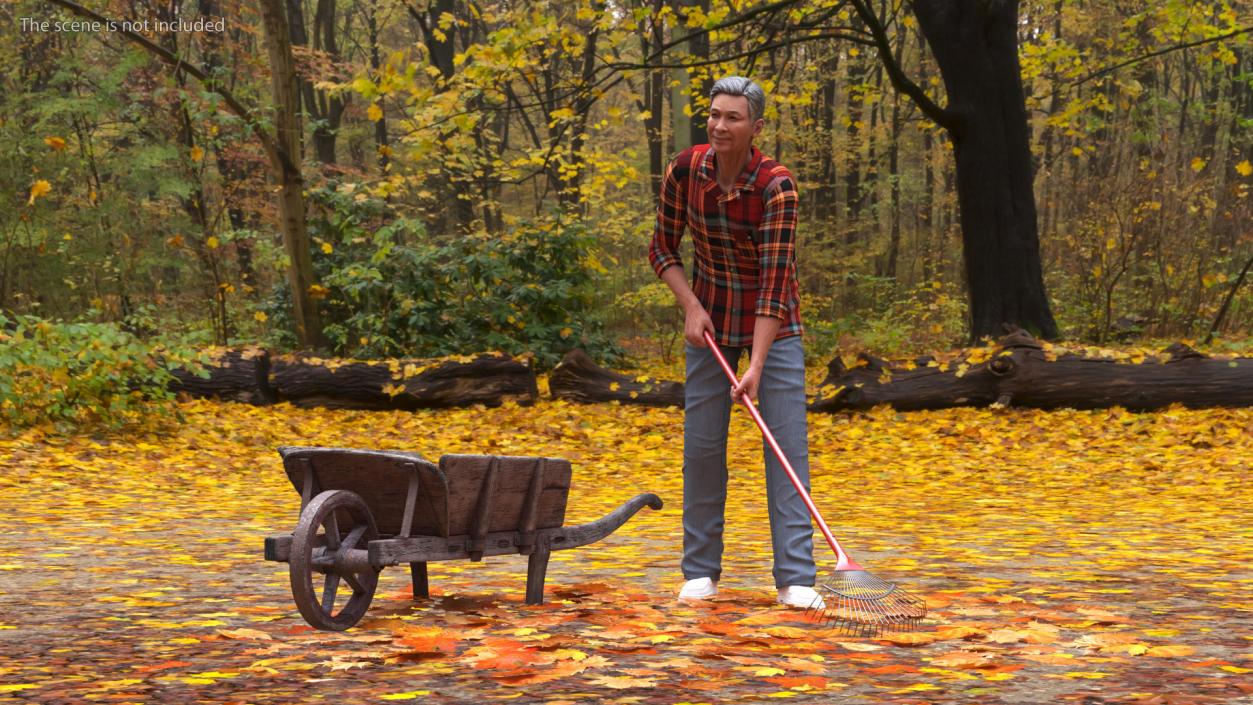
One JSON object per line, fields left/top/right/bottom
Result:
{"left": 703, "top": 330, "right": 926, "bottom": 637}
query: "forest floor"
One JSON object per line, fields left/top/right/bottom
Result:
{"left": 0, "top": 391, "right": 1250, "bottom": 704}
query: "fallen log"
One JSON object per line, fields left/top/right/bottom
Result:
{"left": 169, "top": 347, "right": 277, "bottom": 405}
{"left": 549, "top": 349, "right": 684, "bottom": 406}
{"left": 810, "top": 330, "right": 1253, "bottom": 412}
{"left": 269, "top": 353, "right": 539, "bottom": 410}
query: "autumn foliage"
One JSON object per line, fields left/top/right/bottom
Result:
{"left": 1, "top": 391, "right": 1248, "bottom": 703}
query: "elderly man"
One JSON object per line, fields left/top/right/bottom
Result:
{"left": 648, "top": 76, "right": 821, "bottom": 609}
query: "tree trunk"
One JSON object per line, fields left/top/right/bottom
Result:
{"left": 270, "top": 353, "right": 538, "bottom": 409}
{"left": 811, "top": 331, "right": 1253, "bottom": 412}
{"left": 170, "top": 351, "right": 537, "bottom": 409}
{"left": 549, "top": 350, "right": 684, "bottom": 406}
{"left": 368, "top": 0, "right": 389, "bottom": 171}
{"left": 260, "top": 0, "right": 326, "bottom": 348}
{"left": 687, "top": 0, "right": 711, "bottom": 147}
{"left": 912, "top": 0, "right": 1059, "bottom": 340}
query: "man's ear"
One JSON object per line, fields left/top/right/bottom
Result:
{"left": 752, "top": 119, "right": 764, "bottom": 136}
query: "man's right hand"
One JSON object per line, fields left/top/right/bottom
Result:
{"left": 685, "top": 304, "right": 716, "bottom": 347}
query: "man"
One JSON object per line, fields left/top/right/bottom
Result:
{"left": 648, "top": 76, "right": 822, "bottom": 609}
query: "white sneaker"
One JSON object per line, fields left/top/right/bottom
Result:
{"left": 778, "top": 585, "right": 825, "bottom": 610}
{"left": 678, "top": 577, "right": 718, "bottom": 599}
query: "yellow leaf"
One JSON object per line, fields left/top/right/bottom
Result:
{"left": 753, "top": 667, "right": 786, "bottom": 677}
{"left": 560, "top": 327, "right": 573, "bottom": 339}
{"left": 1191, "top": 156, "right": 1207, "bottom": 172}
{"left": 381, "top": 691, "right": 431, "bottom": 700}
{"left": 1126, "top": 643, "right": 1149, "bottom": 656}
{"left": 1220, "top": 665, "right": 1252, "bottom": 674}
{"left": 1071, "top": 146, "right": 1084, "bottom": 157}
{"left": 368, "top": 103, "right": 383, "bottom": 122}
{"left": 190, "top": 146, "right": 204, "bottom": 162}
{"left": 206, "top": 236, "right": 220, "bottom": 249}
{"left": 609, "top": 382, "right": 620, "bottom": 392}
{"left": 0, "top": 685, "right": 41, "bottom": 693}
{"left": 1064, "top": 671, "right": 1110, "bottom": 679}
{"left": 1236, "top": 160, "right": 1252, "bottom": 177}
{"left": 44, "top": 136, "right": 67, "bottom": 150}
{"left": 321, "top": 242, "right": 334, "bottom": 254}
{"left": 27, "top": 179, "right": 51, "bottom": 205}
{"left": 893, "top": 683, "right": 940, "bottom": 693}
{"left": 254, "top": 311, "right": 268, "bottom": 322}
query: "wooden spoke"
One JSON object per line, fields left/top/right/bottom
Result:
{"left": 321, "top": 573, "right": 340, "bottom": 612}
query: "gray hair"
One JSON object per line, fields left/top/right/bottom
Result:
{"left": 710, "top": 76, "right": 766, "bottom": 122}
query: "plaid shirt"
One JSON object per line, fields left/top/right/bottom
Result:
{"left": 648, "top": 144, "right": 803, "bottom": 348}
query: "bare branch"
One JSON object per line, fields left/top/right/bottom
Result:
{"left": 848, "top": 0, "right": 953, "bottom": 128}
{"left": 1071, "top": 25, "right": 1253, "bottom": 87}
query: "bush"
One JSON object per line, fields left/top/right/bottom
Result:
{"left": 0, "top": 314, "right": 207, "bottom": 433}
{"left": 806, "top": 280, "right": 968, "bottom": 357}
{"left": 261, "top": 184, "right": 621, "bottom": 369}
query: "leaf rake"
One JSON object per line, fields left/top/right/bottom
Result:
{"left": 703, "top": 331, "right": 926, "bottom": 637}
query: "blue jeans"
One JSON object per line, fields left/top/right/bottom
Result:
{"left": 682, "top": 335, "right": 817, "bottom": 588}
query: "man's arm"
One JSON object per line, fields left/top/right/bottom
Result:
{"left": 660, "top": 264, "right": 715, "bottom": 347}
{"left": 649, "top": 149, "right": 715, "bottom": 347}
{"left": 732, "top": 172, "right": 799, "bottom": 402}
{"left": 732, "top": 315, "right": 782, "bottom": 402}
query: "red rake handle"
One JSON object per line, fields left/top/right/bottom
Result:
{"left": 702, "top": 330, "right": 861, "bottom": 571}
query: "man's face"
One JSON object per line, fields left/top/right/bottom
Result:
{"left": 707, "top": 93, "right": 763, "bottom": 157}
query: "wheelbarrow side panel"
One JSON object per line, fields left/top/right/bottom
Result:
{"left": 278, "top": 446, "right": 448, "bottom": 537}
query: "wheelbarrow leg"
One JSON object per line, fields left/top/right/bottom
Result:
{"left": 525, "top": 549, "right": 550, "bottom": 605}
{"left": 410, "top": 562, "right": 429, "bottom": 600}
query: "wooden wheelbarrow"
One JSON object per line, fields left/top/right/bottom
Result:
{"left": 263, "top": 446, "right": 663, "bottom": 630}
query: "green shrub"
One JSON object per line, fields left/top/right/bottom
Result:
{"left": 262, "top": 184, "right": 621, "bottom": 369}
{"left": 806, "top": 280, "right": 968, "bottom": 357}
{"left": 0, "top": 314, "right": 208, "bottom": 433}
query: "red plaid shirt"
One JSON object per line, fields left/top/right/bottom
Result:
{"left": 648, "top": 144, "right": 803, "bottom": 348}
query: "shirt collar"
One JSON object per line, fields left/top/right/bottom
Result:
{"left": 697, "top": 145, "right": 763, "bottom": 193}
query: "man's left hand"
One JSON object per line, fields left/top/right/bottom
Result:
{"left": 731, "top": 365, "right": 761, "bottom": 403}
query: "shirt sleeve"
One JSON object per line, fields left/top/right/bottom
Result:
{"left": 755, "top": 174, "right": 799, "bottom": 320}
{"left": 648, "top": 152, "right": 689, "bottom": 278}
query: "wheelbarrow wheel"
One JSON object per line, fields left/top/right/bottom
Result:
{"left": 290, "top": 489, "right": 380, "bottom": 630}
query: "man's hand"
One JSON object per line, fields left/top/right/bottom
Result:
{"left": 685, "top": 304, "right": 716, "bottom": 347}
{"left": 731, "top": 364, "right": 761, "bottom": 403}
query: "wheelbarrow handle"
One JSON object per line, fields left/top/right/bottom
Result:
{"left": 701, "top": 330, "right": 859, "bottom": 570}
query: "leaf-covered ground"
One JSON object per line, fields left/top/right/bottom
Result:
{"left": 0, "top": 394, "right": 1250, "bottom": 704}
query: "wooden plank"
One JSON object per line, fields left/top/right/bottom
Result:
{"left": 467, "top": 457, "right": 499, "bottom": 560}
{"left": 400, "top": 462, "right": 421, "bottom": 538}
{"left": 369, "top": 531, "right": 523, "bottom": 565}
{"left": 516, "top": 458, "right": 546, "bottom": 555}
{"left": 265, "top": 532, "right": 328, "bottom": 562}
{"left": 279, "top": 447, "right": 446, "bottom": 537}
{"left": 440, "top": 455, "right": 573, "bottom": 536}
{"left": 298, "top": 457, "right": 317, "bottom": 512}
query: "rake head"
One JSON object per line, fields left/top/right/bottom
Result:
{"left": 806, "top": 569, "right": 927, "bottom": 637}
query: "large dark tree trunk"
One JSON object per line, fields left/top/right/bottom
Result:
{"left": 910, "top": 0, "right": 1058, "bottom": 340}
